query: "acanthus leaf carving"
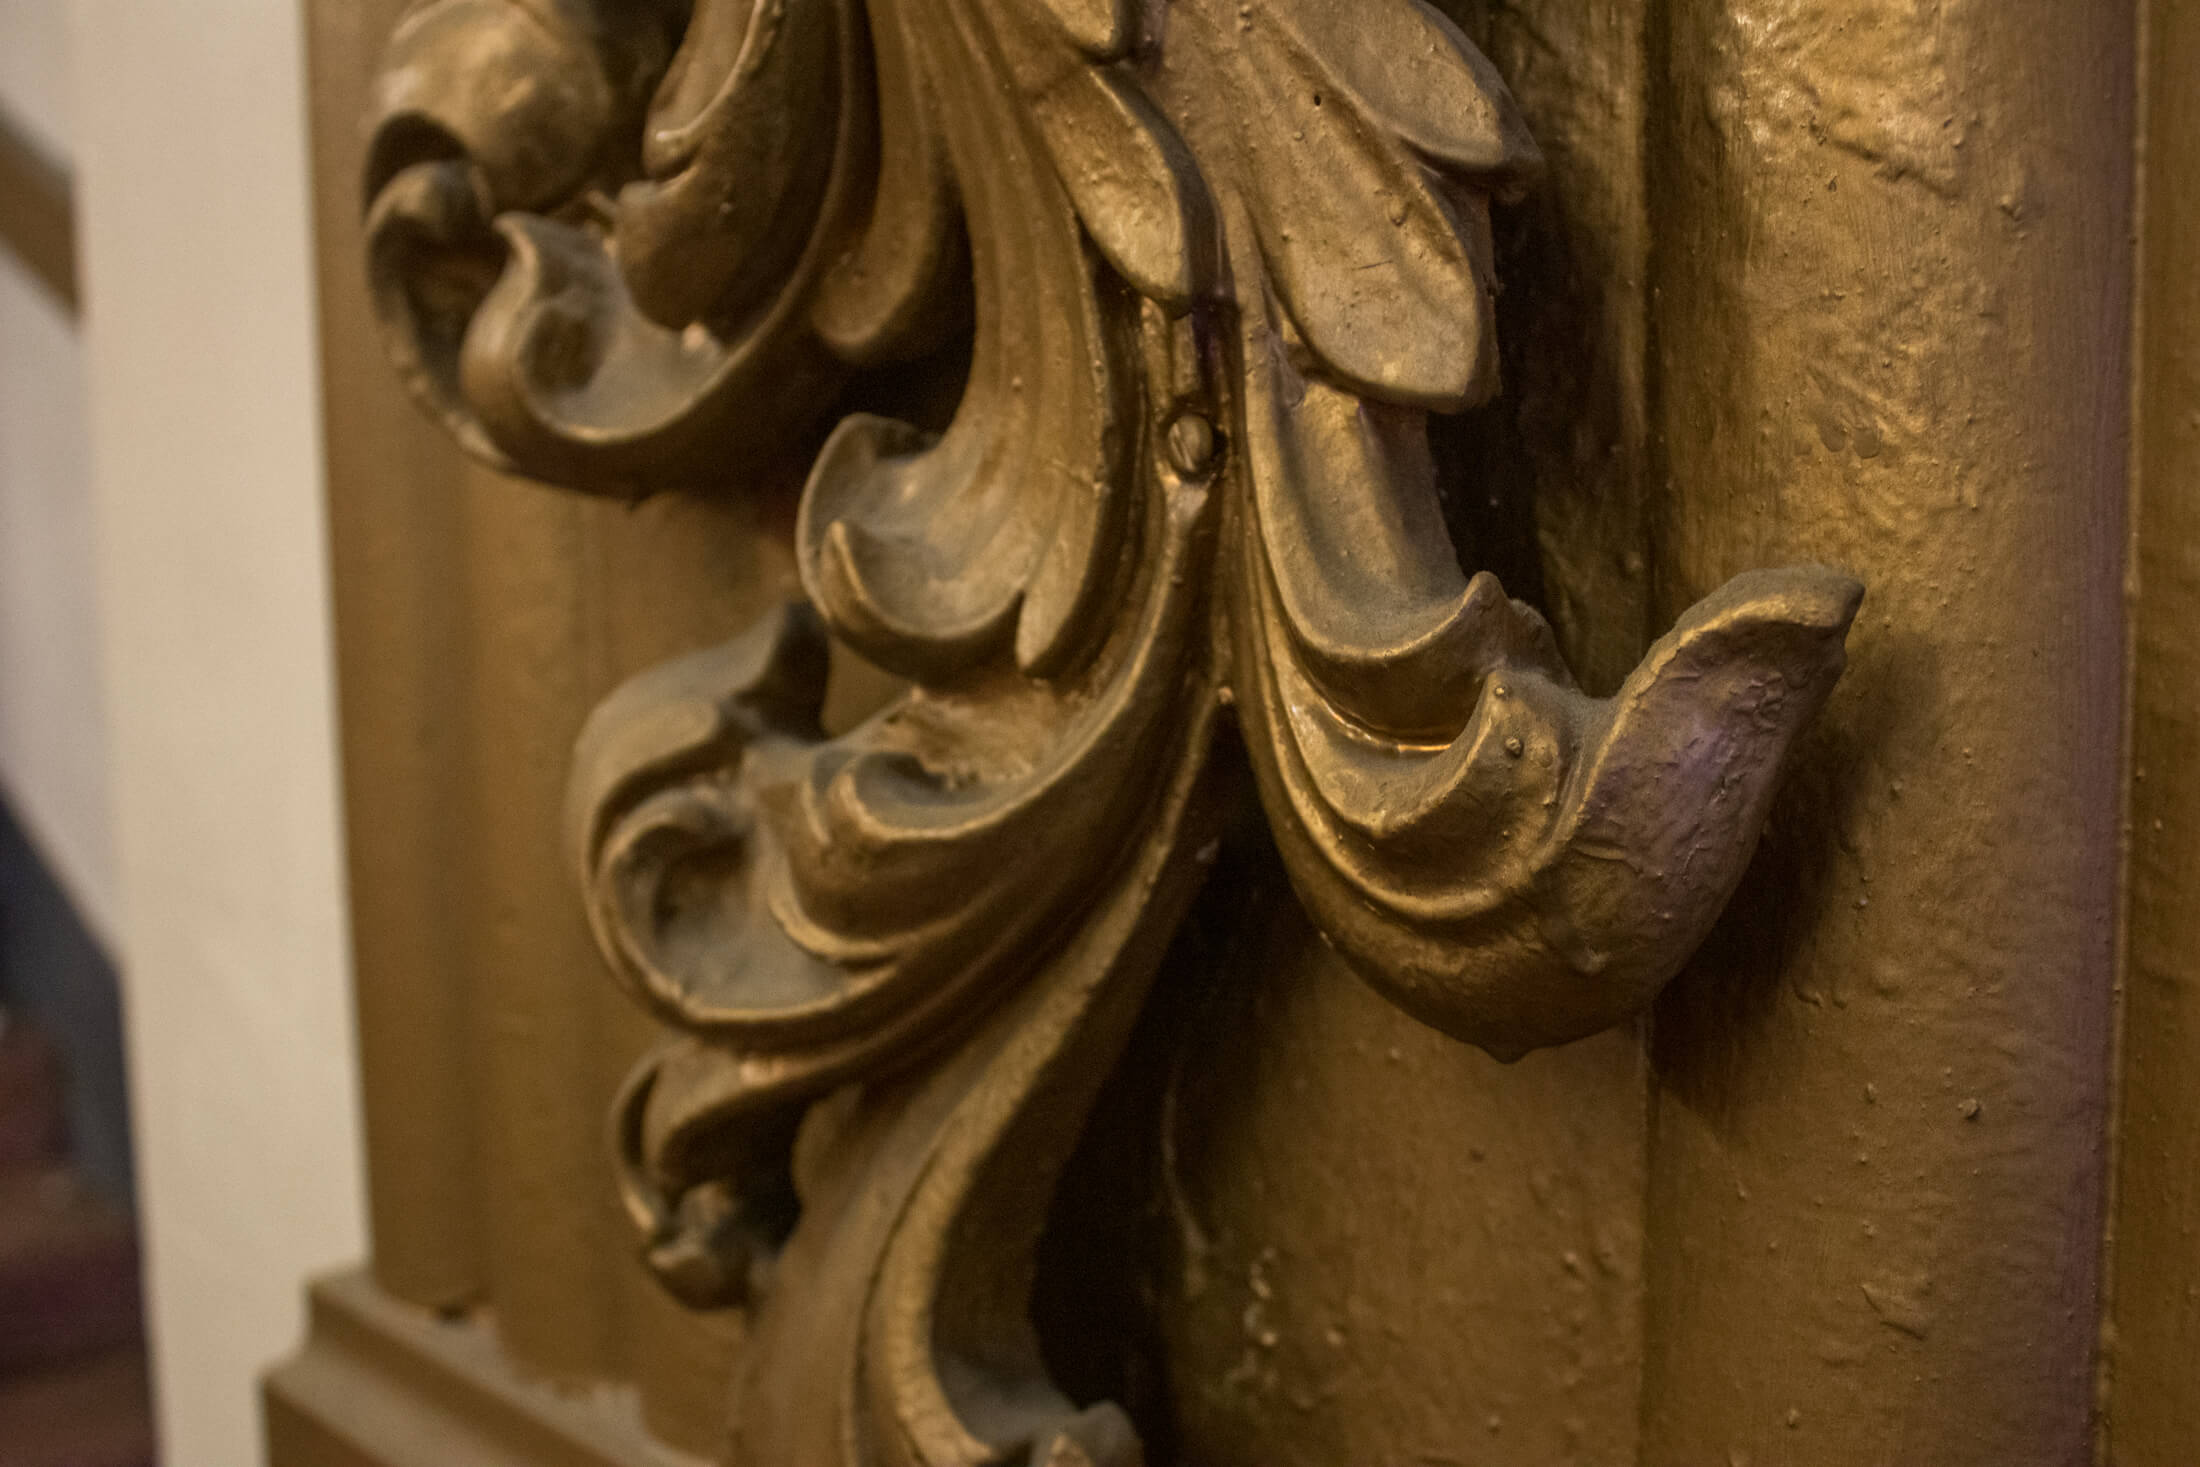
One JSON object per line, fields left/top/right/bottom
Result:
{"left": 363, "top": 1, "right": 1863, "bottom": 1461}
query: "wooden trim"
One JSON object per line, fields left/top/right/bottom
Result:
{"left": 0, "top": 105, "right": 77, "bottom": 313}
{"left": 262, "top": 1272, "right": 710, "bottom": 1467}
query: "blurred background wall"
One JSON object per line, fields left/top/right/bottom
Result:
{"left": 0, "top": 0, "right": 368, "bottom": 1461}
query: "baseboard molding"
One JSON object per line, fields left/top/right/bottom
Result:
{"left": 263, "top": 1271, "right": 712, "bottom": 1467}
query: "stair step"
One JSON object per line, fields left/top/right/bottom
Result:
{"left": 0, "top": 1347, "right": 155, "bottom": 1467}
{"left": 0, "top": 1169, "right": 142, "bottom": 1375}
{"left": 0, "top": 1020, "right": 67, "bottom": 1174}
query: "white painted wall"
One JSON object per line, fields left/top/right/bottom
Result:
{"left": 0, "top": 1, "right": 374, "bottom": 1464}
{"left": 0, "top": 0, "right": 112, "bottom": 942}
{"left": 0, "top": 0, "right": 73, "bottom": 160}
{"left": 0, "top": 247, "right": 111, "bottom": 939}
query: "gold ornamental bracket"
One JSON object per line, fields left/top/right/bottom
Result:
{"left": 360, "top": 1, "right": 1861, "bottom": 1462}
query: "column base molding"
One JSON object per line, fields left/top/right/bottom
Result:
{"left": 263, "top": 1271, "right": 705, "bottom": 1467}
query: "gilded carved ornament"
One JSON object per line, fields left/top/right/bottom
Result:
{"left": 361, "top": 1, "right": 1861, "bottom": 1460}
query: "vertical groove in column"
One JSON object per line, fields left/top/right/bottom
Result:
{"left": 2105, "top": 0, "right": 2200, "bottom": 1455}
{"left": 1456, "top": 0, "right": 1656, "bottom": 699}
{"left": 388, "top": 283, "right": 801, "bottom": 1418}
{"left": 1640, "top": 3, "right": 2134, "bottom": 1463}
{"left": 458, "top": 469, "right": 624, "bottom": 1381}
{"left": 1471, "top": 2, "right": 1660, "bottom": 1452}
{"left": 305, "top": 0, "right": 484, "bottom": 1311}
{"left": 1467, "top": 0, "right": 1659, "bottom": 1456}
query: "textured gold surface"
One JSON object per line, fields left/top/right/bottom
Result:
{"left": 302, "top": 0, "right": 771, "bottom": 1448}
{"left": 2106, "top": 0, "right": 2200, "bottom": 1456}
{"left": 274, "top": 2, "right": 2183, "bottom": 1464}
{"left": 1641, "top": 2, "right": 2132, "bottom": 1461}
{"left": 341, "top": 2, "right": 1855, "bottom": 1461}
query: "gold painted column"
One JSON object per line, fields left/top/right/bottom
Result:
{"left": 1641, "top": 2, "right": 2133, "bottom": 1461}
{"left": 288, "top": 0, "right": 791, "bottom": 1453}
{"left": 1153, "top": 6, "right": 1662, "bottom": 1461}
{"left": 452, "top": 466, "right": 790, "bottom": 1434}
{"left": 273, "top": 3, "right": 2182, "bottom": 1465}
{"left": 2105, "top": 0, "right": 2200, "bottom": 1455}
{"left": 303, "top": 0, "right": 483, "bottom": 1314}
